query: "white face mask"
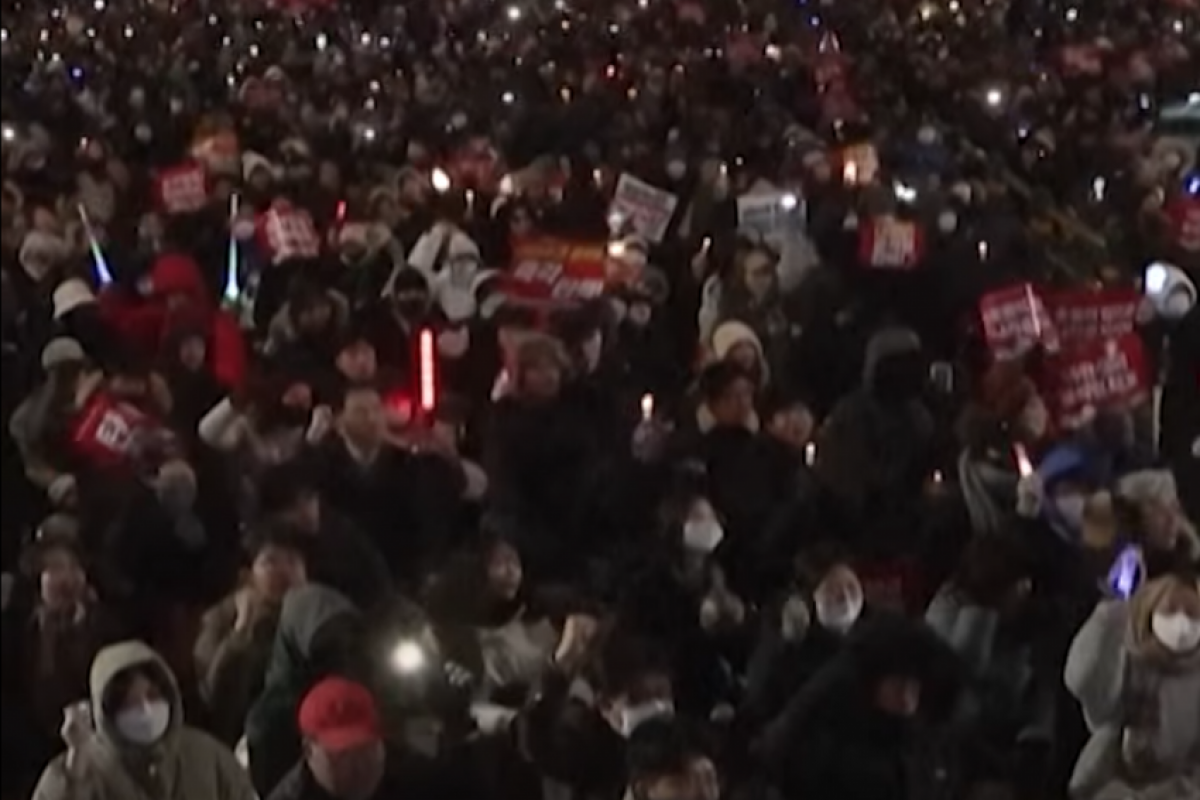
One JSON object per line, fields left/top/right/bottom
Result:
{"left": 683, "top": 519, "right": 724, "bottom": 553}
{"left": 618, "top": 699, "right": 674, "bottom": 738}
{"left": 114, "top": 700, "right": 171, "bottom": 745}
{"left": 1054, "top": 495, "right": 1087, "bottom": 529}
{"left": 1151, "top": 612, "right": 1200, "bottom": 654}
{"left": 815, "top": 591, "right": 863, "bottom": 634}
{"left": 1021, "top": 398, "right": 1049, "bottom": 439}
{"left": 780, "top": 595, "right": 810, "bottom": 642}
{"left": 917, "top": 125, "right": 937, "bottom": 145}
{"left": 666, "top": 159, "right": 687, "bottom": 180}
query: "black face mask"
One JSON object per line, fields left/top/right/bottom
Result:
{"left": 871, "top": 352, "right": 926, "bottom": 404}
{"left": 394, "top": 298, "right": 428, "bottom": 320}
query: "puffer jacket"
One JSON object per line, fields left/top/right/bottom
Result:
{"left": 31, "top": 640, "right": 256, "bottom": 800}
{"left": 1064, "top": 579, "right": 1200, "bottom": 800}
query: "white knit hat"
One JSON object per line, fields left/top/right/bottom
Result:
{"left": 52, "top": 278, "right": 96, "bottom": 320}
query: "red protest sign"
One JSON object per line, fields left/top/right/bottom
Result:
{"left": 979, "top": 282, "right": 1058, "bottom": 360}
{"left": 1039, "top": 334, "right": 1150, "bottom": 429}
{"left": 1165, "top": 194, "right": 1200, "bottom": 253}
{"left": 858, "top": 218, "right": 923, "bottom": 270}
{"left": 505, "top": 239, "right": 608, "bottom": 304}
{"left": 1046, "top": 287, "right": 1140, "bottom": 348}
{"left": 155, "top": 162, "right": 208, "bottom": 215}
{"left": 260, "top": 204, "right": 320, "bottom": 265}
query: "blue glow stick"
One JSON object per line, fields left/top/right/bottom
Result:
{"left": 76, "top": 204, "right": 112, "bottom": 287}
{"left": 1107, "top": 545, "right": 1144, "bottom": 600}
{"left": 223, "top": 193, "right": 241, "bottom": 305}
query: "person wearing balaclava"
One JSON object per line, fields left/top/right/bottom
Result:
{"left": 362, "top": 266, "right": 431, "bottom": 377}
{"left": 31, "top": 640, "right": 255, "bottom": 800}
{"left": 1064, "top": 573, "right": 1200, "bottom": 800}
{"left": 814, "top": 326, "right": 936, "bottom": 549}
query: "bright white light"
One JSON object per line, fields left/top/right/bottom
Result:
{"left": 1145, "top": 263, "right": 1168, "bottom": 295}
{"left": 947, "top": 0, "right": 960, "bottom": 11}
{"left": 765, "top": 44, "right": 781, "bottom": 61}
{"left": 390, "top": 640, "right": 426, "bottom": 674}
{"left": 431, "top": 168, "right": 451, "bottom": 193}
{"left": 1172, "top": 19, "right": 1183, "bottom": 34}
{"left": 608, "top": 240, "right": 628, "bottom": 258}
{"left": 360, "top": 32, "right": 372, "bottom": 46}
{"left": 1092, "top": 176, "right": 1106, "bottom": 201}
{"left": 501, "top": 91, "right": 515, "bottom": 105}
{"left": 1188, "top": 92, "right": 1200, "bottom": 104}
{"left": 315, "top": 33, "right": 327, "bottom": 50}
{"left": 893, "top": 182, "right": 917, "bottom": 203}
{"left": 363, "top": 127, "right": 376, "bottom": 142}
{"left": 985, "top": 88, "right": 1003, "bottom": 107}
{"left": 780, "top": 193, "right": 798, "bottom": 210}
{"left": 2, "top": 126, "right": 15, "bottom": 142}
{"left": 92, "top": 0, "right": 105, "bottom": 9}
{"left": 506, "top": 5, "right": 522, "bottom": 21}
{"left": 1065, "top": 7, "right": 1078, "bottom": 21}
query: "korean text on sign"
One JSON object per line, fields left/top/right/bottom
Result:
{"left": 609, "top": 174, "right": 679, "bottom": 243}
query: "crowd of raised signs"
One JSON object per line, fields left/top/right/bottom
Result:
{"left": 1, "top": 0, "right": 1199, "bottom": 797}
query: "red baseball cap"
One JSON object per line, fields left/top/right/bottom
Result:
{"left": 298, "top": 677, "right": 381, "bottom": 752}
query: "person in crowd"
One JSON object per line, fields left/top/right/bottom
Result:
{"left": 194, "top": 526, "right": 309, "bottom": 745}
{"left": 255, "top": 461, "right": 393, "bottom": 610}
{"left": 623, "top": 718, "right": 721, "bottom": 800}
{"left": 246, "top": 584, "right": 362, "bottom": 794}
{"left": 0, "top": 532, "right": 125, "bottom": 796}
{"left": 741, "top": 548, "right": 868, "bottom": 735}
{"left": 1064, "top": 571, "right": 1200, "bottom": 800}
{"left": 267, "top": 676, "right": 479, "bottom": 800}
{"left": 758, "top": 614, "right": 966, "bottom": 800}
{"left": 31, "top": 640, "right": 256, "bottom": 800}
{"left": 0, "top": 0, "right": 1197, "bottom": 796}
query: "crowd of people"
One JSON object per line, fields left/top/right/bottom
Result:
{"left": 1, "top": 0, "right": 1198, "bottom": 795}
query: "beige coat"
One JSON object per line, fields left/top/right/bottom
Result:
{"left": 32, "top": 640, "right": 257, "bottom": 800}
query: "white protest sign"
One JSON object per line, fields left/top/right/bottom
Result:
{"left": 736, "top": 190, "right": 803, "bottom": 243}
{"left": 609, "top": 174, "right": 678, "bottom": 243}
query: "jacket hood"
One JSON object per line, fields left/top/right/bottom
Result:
{"left": 263, "top": 584, "right": 358, "bottom": 689}
{"left": 148, "top": 253, "right": 209, "bottom": 302}
{"left": 862, "top": 326, "right": 920, "bottom": 387}
{"left": 90, "top": 640, "right": 183, "bottom": 747}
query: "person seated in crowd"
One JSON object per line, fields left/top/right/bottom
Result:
{"left": 194, "top": 526, "right": 309, "bottom": 745}
{"left": 31, "top": 640, "right": 256, "bottom": 800}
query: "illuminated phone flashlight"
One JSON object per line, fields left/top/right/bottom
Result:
{"left": 932, "top": 469, "right": 944, "bottom": 485}
{"left": 390, "top": 639, "right": 427, "bottom": 675}
{"left": 977, "top": 240, "right": 989, "bottom": 261}
{"left": 431, "top": 168, "right": 451, "bottom": 193}
{"left": 359, "top": 31, "right": 372, "bottom": 47}
{"left": 608, "top": 239, "right": 628, "bottom": 258}
{"left": 701, "top": 236, "right": 712, "bottom": 252}
{"left": 362, "top": 126, "right": 377, "bottom": 143}
{"left": 501, "top": 90, "right": 515, "bottom": 105}
{"left": 1092, "top": 176, "right": 1106, "bottom": 201}
{"left": 804, "top": 441, "right": 817, "bottom": 466}
{"left": 506, "top": 5, "right": 522, "bottom": 21}
{"left": 592, "top": 168, "right": 603, "bottom": 187}
{"left": 985, "top": 88, "right": 1004, "bottom": 108}
{"left": 1065, "top": 6, "right": 1078, "bottom": 21}
{"left": 640, "top": 393, "right": 655, "bottom": 422}
{"left": 418, "top": 328, "right": 437, "bottom": 414}
{"left": 314, "top": 32, "right": 327, "bottom": 50}
{"left": 947, "top": 0, "right": 961, "bottom": 11}
{"left": 1, "top": 125, "right": 14, "bottom": 143}
{"left": 919, "top": 3, "right": 934, "bottom": 21}
{"left": 1172, "top": 18, "right": 1183, "bottom": 34}
{"left": 765, "top": 43, "right": 781, "bottom": 61}
{"left": 893, "top": 181, "right": 917, "bottom": 203}
{"left": 1138, "top": 93, "right": 1151, "bottom": 111}
{"left": 780, "top": 192, "right": 799, "bottom": 211}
